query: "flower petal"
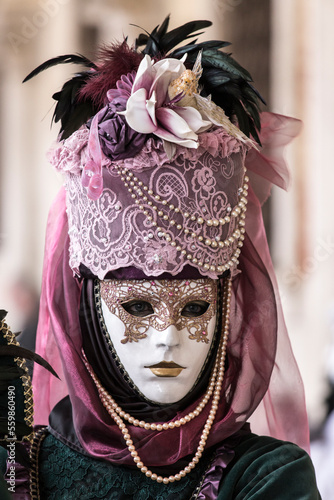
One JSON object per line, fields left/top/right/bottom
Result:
{"left": 146, "top": 90, "right": 157, "bottom": 126}
{"left": 121, "top": 88, "right": 156, "bottom": 134}
{"left": 153, "top": 56, "right": 187, "bottom": 74}
{"left": 174, "top": 106, "right": 212, "bottom": 134}
{"left": 156, "top": 107, "right": 198, "bottom": 140}
{"left": 154, "top": 126, "right": 199, "bottom": 149}
{"left": 132, "top": 54, "right": 155, "bottom": 94}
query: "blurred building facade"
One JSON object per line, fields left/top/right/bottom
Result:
{"left": 0, "top": 0, "right": 334, "bottom": 442}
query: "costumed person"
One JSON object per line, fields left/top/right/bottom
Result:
{"left": 1, "top": 16, "right": 321, "bottom": 499}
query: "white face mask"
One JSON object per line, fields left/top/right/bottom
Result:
{"left": 100, "top": 279, "right": 218, "bottom": 404}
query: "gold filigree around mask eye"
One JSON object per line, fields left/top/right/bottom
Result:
{"left": 100, "top": 279, "right": 217, "bottom": 344}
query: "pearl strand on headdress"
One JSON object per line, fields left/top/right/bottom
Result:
{"left": 114, "top": 165, "right": 248, "bottom": 274}
{"left": 83, "top": 277, "right": 232, "bottom": 484}
{"left": 115, "top": 165, "right": 248, "bottom": 235}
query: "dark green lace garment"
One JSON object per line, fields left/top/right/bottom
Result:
{"left": 37, "top": 432, "right": 321, "bottom": 500}
{"left": 38, "top": 433, "right": 212, "bottom": 500}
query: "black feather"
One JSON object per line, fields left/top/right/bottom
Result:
{"left": 22, "top": 54, "right": 96, "bottom": 83}
{"left": 244, "top": 100, "right": 262, "bottom": 130}
{"left": 201, "top": 73, "right": 231, "bottom": 89}
{"left": 248, "top": 120, "right": 261, "bottom": 145}
{"left": 161, "top": 27, "right": 209, "bottom": 53}
{"left": 23, "top": 17, "right": 264, "bottom": 144}
{"left": 23, "top": 55, "right": 98, "bottom": 140}
{"left": 246, "top": 82, "right": 266, "bottom": 105}
{"left": 201, "top": 50, "right": 252, "bottom": 81}
{"left": 133, "top": 15, "right": 171, "bottom": 54}
{"left": 51, "top": 72, "right": 97, "bottom": 140}
{"left": 233, "top": 100, "right": 250, "bottom": 135}
{"left": 170, "top": 40, "right": 231, "bottom": 58}
{"left": 135, "top": 16, "right": 212, "bottom": 57}
{"left": 0, "top": 345, "right": 59, "bottom": 379}
{"left": 133, "top": 24, "right": 162, "bottom": 55}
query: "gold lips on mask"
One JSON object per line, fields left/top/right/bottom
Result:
{"left": 100, "top": 279, "right": 217, "bottom": 344}
{"left": 144, "top": 361, "right": 186, "bottom": 377}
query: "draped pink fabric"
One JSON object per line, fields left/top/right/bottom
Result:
{"left": 245, "top": 113, "right": 308, "bottom": 450}
{"left": 32, "top": 112, "right": 310, "bottom": 462}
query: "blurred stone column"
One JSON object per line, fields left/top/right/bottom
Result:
{"left": 211, "top": 0, "right": 272, "bottom": 234}
{"left": 213, "top": 0, "right": 271, "bottom": 105}
{"left": 271, "top": 0, "right": 334, "bottom": 426}
{"left": 0, "top": 0, "right": 80, "bottom": 328}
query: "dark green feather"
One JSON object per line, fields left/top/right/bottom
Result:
{"left": 201, "top": 50, "right": 252, "bottom": 81}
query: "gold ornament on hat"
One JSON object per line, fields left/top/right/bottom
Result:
{"left": 168, "top": 52, "right": 257, "bottom": 150}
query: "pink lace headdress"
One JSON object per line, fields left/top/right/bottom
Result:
{"left": 50, "top": 126, "right": 250, "bottom": 279}
{"left": 38, "top": 30, "right": 261, "bottom": 279}
{"left": 26, "top": 16, "right": 310, "bottom": 481}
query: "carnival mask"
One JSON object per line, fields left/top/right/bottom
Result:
{"left": 100, "top": 279, "right": 218, "bottom": 403}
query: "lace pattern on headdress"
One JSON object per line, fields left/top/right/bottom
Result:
{"left": 48, "top": 127, "right": 244, "bottom": 175}
{"left": 62, "top": 131, "right": 246, "bottom": 279}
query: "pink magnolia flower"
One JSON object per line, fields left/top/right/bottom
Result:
{"left": 120, "top": 55, "right": 211, "bottom": 157}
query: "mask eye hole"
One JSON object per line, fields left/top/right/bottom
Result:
{"left": 121, "top": 300, "right": 154, "bottom": 317}
{"left": 181, "top": 301, "right": 210, "bottom": 318}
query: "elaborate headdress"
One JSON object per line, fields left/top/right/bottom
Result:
{"left": 26, "top": 16, "right": 308, "bottom": 488}
{"left": 25, "top": 17, "right": 262, "bottom": 280}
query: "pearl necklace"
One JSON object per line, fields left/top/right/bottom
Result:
{"left": 83, "top": 277, "right": 232, "bottom": 484}
{"left": 114, "top": 165, "right": 248, "bottom": 274}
